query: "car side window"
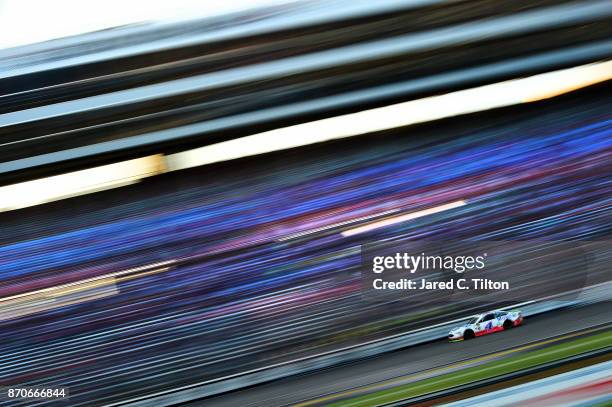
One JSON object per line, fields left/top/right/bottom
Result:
{"left": 482, "top": 313, "right": 494, "bottom": 321}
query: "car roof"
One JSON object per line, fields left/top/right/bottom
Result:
{"left": 471, "top": 310, "right": 506, "bottom": 318}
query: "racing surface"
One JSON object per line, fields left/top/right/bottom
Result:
{"left": 197, "top": 302, "right": 612, "bottom": 407}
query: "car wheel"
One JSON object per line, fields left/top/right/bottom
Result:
{"left": 464, "top": 329, "right": 475, "bottom": 340}
{"left": 503, "top": 320, "right": 513, "bottom": 330}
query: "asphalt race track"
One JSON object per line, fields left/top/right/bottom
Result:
{"left": 197, "top": 302, "right": 612, "bottom": 407}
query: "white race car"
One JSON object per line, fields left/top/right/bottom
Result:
{"left": 448, "top": 310, "right": 523, "bottom": 341}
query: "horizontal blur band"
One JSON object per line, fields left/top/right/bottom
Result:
{"left": 165, "top": 60, "right": 612, "bottom": 170}
{"left": 0, "top": 155, "right": 166, "bottom": 212}
{"left": 0, "top": 60, "right": 610, "bottom": 213}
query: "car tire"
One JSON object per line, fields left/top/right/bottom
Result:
{"left": 503, "top": 320, "right": 513, "bottom": 330}
{"left": 464, "top": 330, "right": 475, "bottom": 340}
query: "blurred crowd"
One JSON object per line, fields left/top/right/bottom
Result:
{"left": 0, "top": 93, "right": 610, "bottom": 405}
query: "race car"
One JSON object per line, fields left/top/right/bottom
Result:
{"left": 448, "top": 309, "right": 523, "bottom": 341}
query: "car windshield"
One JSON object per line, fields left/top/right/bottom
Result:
{"left": 468, "top": 316, "right": 480, "bottom": 324}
